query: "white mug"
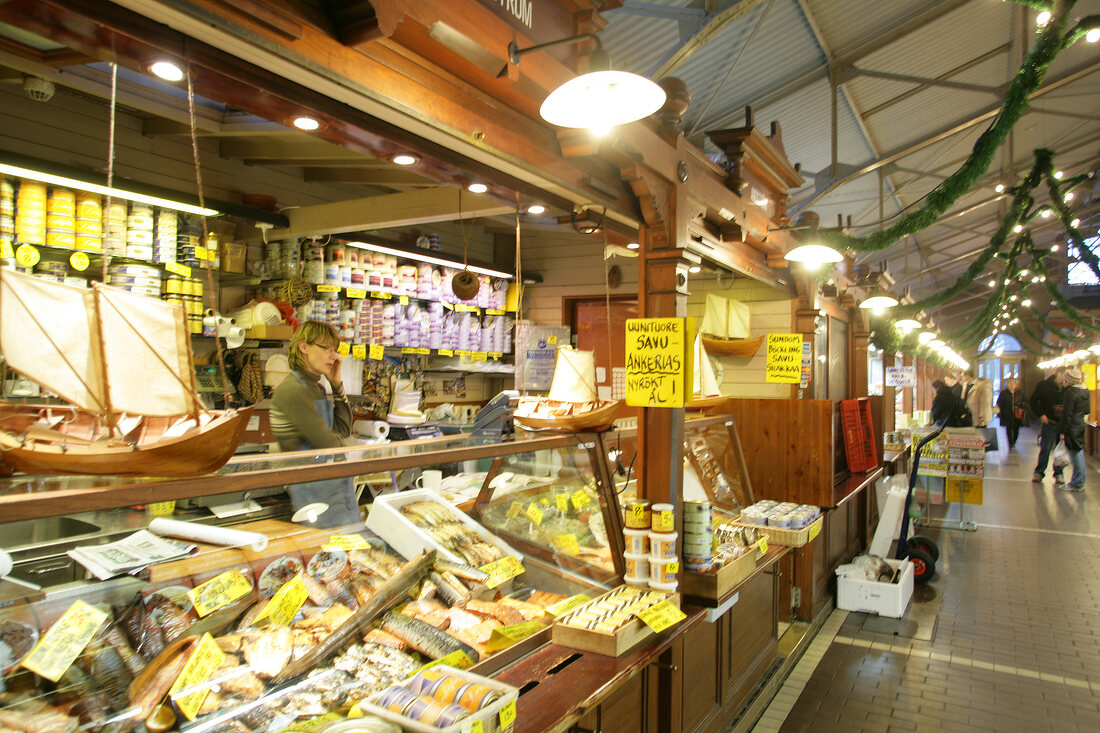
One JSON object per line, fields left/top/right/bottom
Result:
{"left": 416, "top": 469, "right": 442, "bottom": 491}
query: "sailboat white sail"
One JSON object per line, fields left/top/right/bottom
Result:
{"left": 700, "top": 293, "right": 750, "bottom": 339}
{"left": 693, "top": 334, "right": 722, "bottom": 398}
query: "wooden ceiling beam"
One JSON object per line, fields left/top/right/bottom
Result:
{"left": 219, "top": 139, "right": 369, "bottom": 161}
{"left": 302, "top": 167, "right": 436, "bottom": 186}
{"left": 142, "top": 117, "right": 297, "bottom": 137}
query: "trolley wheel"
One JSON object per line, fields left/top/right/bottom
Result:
{"left": 908, "top": 547, "right": 936, "bottom": 584}
{"left": 908, "top": 534, "right": 939, "bottom": 562}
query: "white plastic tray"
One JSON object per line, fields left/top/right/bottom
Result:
{"left": 358, "top": 664, "right": 518, "bottom": 733}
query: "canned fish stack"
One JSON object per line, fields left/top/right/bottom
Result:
{"left": 1, "top": 179, "right": 13, "bottom": 264}
{"left": 45, "top": 188, "right": 75, "bottom": 250}
{"left": 682, "top": 500, "right": 714, "bottom": 572}
{"left": 302, "top": 241, "right": 324, "bottom": 284}
{"left": 373, "top": 667, "right": 504, "bottom": 728}
{"left": 648, "top": 503, "right": 678, "bottom": 592}
{"left": 177, "top": 221, "right": 201, "bottom": 268}
{"left": 153, "top": 210, "right": 177, "bottom": 264}
{"left": 106, "top": 263, "right": 161, "bottom": 298}
{"left": 104, "top": 200, "right": 128, "bottom": 256}
{"left": 74, "top": 192, "right": 102, "bottom": 251}
{"left": 356, "top": 298, "right": 373, "bottom": 345}
{"left": 34, "top": 260, "right": 68, "bottom": 282}
{"left": 15, "top": 181, "right": 46, "bottom": 246}
{"left": 124, "top": 203, "right": 154, "bottom": 261}
{"left": 340, "top": 306, "right": 356, "bottom": 341}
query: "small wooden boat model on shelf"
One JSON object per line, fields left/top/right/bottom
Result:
{"left": 513, "top": 347, "right": 622, "bottom": 432}
{"left": 699, "top": 334, "right": 764, "bottom": 358}
{"left": 0, "top": 269, "right": 251, "bottom": 477}
{"left": 698, "top": 293, "right": 762, "bottom": 357}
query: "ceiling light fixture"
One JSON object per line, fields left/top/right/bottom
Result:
{"left": 783, "top": 244, "right": 844, "bottom": 270}
{"left": 508, "top": 35, "right": 666, "bottom": 135}
{"left": 0, "top": 162, "right": 217, "bottom": 216}
{"left": 149, "top": 61, "right": 184, "bottom": 82}
{"left": 1054, "top": 170, "right": 1064, "bottom": 179}
{"left": 626, "top": 242, "right": 640, "bottom": 250}
{"left": 291, "top": 116, "right": 321, "bottom": 131}
{"left": 344, "top": 239, "right": 512, "bottom": 279}
{"left": 988, "top": 279, "right": 996, "bottom": 287}
{"left": 689, "top": 265, "right": 702, "bottom": 273}
{"left": 1013, "top": 224, "right": 1023, "bottom": 233}
{"left": 390, "top": 154, "right": 418, "bottom": 166}
{"left": 526, "top": 204, "right": 546, "bottom": 215}
{"left": 466, "top": 182, "right": 488, "bottom": 194}
{"left": 1071, "top": 218, "right": 1080, "bottom": 227}
{"left": 994, "top": 183, "right": 1005, "bottom": 193}
{"left": 1064, "top": 192, "right": 1074, "bottom": 202}
{"left": 859, "top": 293, "right": 899, "bottom": 314}
{"left": 918, "top": 331, "right": 937, "bottom": 344}
{"left": 1087, "top": 28, "right": 1100, "bottom": 42}
{"left": 894, "top": 318, "right": 922, "bottom": 332}
{"left": 1036, "top": 10, "right": 1052, "bottom": 26}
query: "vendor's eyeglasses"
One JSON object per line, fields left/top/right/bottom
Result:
{"left": 310, "top": 342, "right": 339, "bottom": 355}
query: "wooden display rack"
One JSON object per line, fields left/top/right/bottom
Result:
{"left": 552, "top": 592, "right": 681, "bottom": 657}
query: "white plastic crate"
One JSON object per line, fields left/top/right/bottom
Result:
{"left": 358, "top": 664, "right": 518, "bottom": 733}
{"left": 836, "top": 558, "right": 914, "bottom": 618}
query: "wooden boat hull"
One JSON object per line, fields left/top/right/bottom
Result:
{"left": 514, "top": 399, "right": 623, "bottom": 432}
{"left": 700, "top": 334, "right": 764, "bottom": 358}
{"left": 0, "top": 405, "right": 253, "bottom": 477}
{"left": 686, "top": 394, "right": 727, "bottom": 411}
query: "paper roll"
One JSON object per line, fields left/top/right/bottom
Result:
{"left": 149, "top": 517, "right": 268, "bottom": 551}
{"left": 354, "top": 420, "right": 389, "bottom": 440}
{"left": 0, "top": 548, "right": 12, "bottom": 578}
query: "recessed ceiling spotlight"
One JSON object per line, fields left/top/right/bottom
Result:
{"left": 526, "top": 204, "right": 546, "bottom": 215}
{"left": 467, "top": 182, "right": 488, "bottom": 194}
{"left": 988, "top": 279, "right": 995, "bottom": 287}
{"left": 391, "top": 154, "right": 418, "bottom": 166}
{"left": 1036, "top": 10, "right": 1051, "bottom": 26}
{"left": 994, "top": 183, "right": 1005, "bottom": 193}
{"left": 1064, "top": 192, "right": 1074, "bottom": 202}
{"left": 1041, "top": 209, "right": 1051, "bottom": 218}
{"left": 626, "top": 242, "right": 640, "bottom": 250}
{"left": 149, "top": 61, "right": 184, "bottom": 82}
{"left": 1054, "top": 170, "right": 1064, "bottom": 179}
{"left": 1087, "top": 28, "right": 1100, "bottom": 42}
{"left": 292, "top": 116, "right": 321, "bottom": 131}
{"left": 1051, "top": 244, "right": 1060, "bottom": 252}
{"left": 689, "top": 265, "right": 702, "bottom": 273}
{"left": 1013, "top": 224, "right": 1023, "bottom": 233}
{"left": 1071, "top": 218, "right": 1080, "bottom": 228}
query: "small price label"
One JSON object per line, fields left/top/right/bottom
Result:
{"left": 69, "top": 251, "right": 90, "bottom": 271}
{"left": 526, "top": 503, "right": 543, "bottom": 527}
{"left": 506, "top": 501, "right": 523, "bottom": 519}
{"left": 438, "top": 349, "right": 454, "bottom": 357}
{"left": 486, "top": 308, "right": 505, "bottom": 315}
{"left": 21, "top": 600, "right": 108, "bottom": 682}
{"left": 553, "top": 534, "right": 580, "bottom": 555}
{"left": 571, "top": 490, "right": 591, "bottom": 511}
{"left": 480, "top": 556, "right": 524, "bottom": 588}
{"left": 546, "top": 593, "right": 592, "bottom": 617}
{"left": 401, "top": 348, "right": 417, "bottom": 354}
{"left": 326, "top": 534, "right": 371, "bottom": 551}
{"left": 371, "top": 291, "right": 392, "bottom": 300}
{"left": 485, "top": 620, "right": 547, "bottom": 654}
{"left": 499, "top": 698, "right": 517, "bottom": 729}
{"left": 352, "top": 344, "right": 366, "bottom": 360}
{"left": 455, "top": 304, "right": 479, "bottom": 313}
{"left": 369, "top": 344, "right": 385, "bottom": 360}
{"left": 0, "top": 240, "right": 13, "bottom": 258}
{"left": 441, "top": 301, "right": 454, "bottom": 310}
{"left": 399, "top": 295, "right": 409, "bottom": 305}
{"left": 461, "top": 719, "right": 485, "bottom": 733}
{"left": 555, "top": 494, "right": 569, "bottom": 512}
{"left": 317, "top": 284, "right": 341, "bottom": 293}
{"left": 149, "top": 500, "right": 175, "bottom": 516}
{"left": 666, "top": 561, "right": 679, "bottom": 574}
{"left": 15, "top": 244, "right": 40, "bottom": 268}
{"left": 808, "top": 519, "right": 821, "bottom": 542}
{"left": 636, "top": 600, "right": 687, "bottom": 633}
{"left": 471, "top": 352, "right": 488, "bottom": 362}
{"left": 166, "top": 262, "right": 192, "bottom": 277}
{"left": 759, "top": 537, "right": 768, "bottom": 554}
{"left": 194, "top": 245, "right": 211, "bottom": 261}
{"left": 169, "top": 633, "right": 225, "bottom": 720}
{"left": 346, "top": 288, "right": 367, "bottom": 299}
{"left": 415, "top": 648, "right": 474, "bottom": 674}
{"left": 255, "top": 573, "right": 307, "bottom": 626}
{"left": 456, "top": 350, "right": 472, "bottom": 358}
{"left": 548, "top": 336, "right": 557, "bottom": 344}
{"left": 490, "top": 352, "right": 503, "bottom": 360}
{"left": 631, "top": 504, "right": 647, "bottom": 522}
{"left": 337, "top": 342, "right": 350, "bottom": 358}
{"left": 188, "top": 570, "right": 252, "bottom": 617}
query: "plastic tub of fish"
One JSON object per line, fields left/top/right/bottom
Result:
{"left": 357, "top": 664, "right": 519, "bottom": 733}
{"left": 320, "top": 717, "right": 401, "bottom": 733}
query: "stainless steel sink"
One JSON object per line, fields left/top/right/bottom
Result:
{"left": 1, "top": 516, "right": 101, "bottom": 550}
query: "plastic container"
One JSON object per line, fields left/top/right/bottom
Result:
{"left": 648, "top": 579, "right": 678, "bottom": 592}
{"left": 623, "top": 528, "right": 650, "bottom": 555}
{"left": 624, "top": 552, "right": 650, "bottom": 580}
{"left": 623, "top": 499, "right": 650, "bottom": 529}
{"left": 649, "top": 557, "right": 678, "bottom": 585}
{"left": 651, "top": 503, "right": 675, "bottom": 533}
{"left": 624, "top": 576, "right": 649, "bottom": 588}
{"left": 649, "top": 531, "right": 677, "bottom": 560}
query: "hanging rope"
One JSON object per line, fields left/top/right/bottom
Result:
{"left": 101, "top": 62, "right": 118, "bottom": 286}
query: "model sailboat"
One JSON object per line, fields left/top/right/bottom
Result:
{"left": 0, "top": 269, "right": 251, "bottom": 476}
{"left": 699, "top": 293, "right": 763, "bottom": 357}
{"left": 686, "top": 334, "right": 726, "bottom": 410}
{"left": 513, "top": 347, "right": 622, "bottom": 431}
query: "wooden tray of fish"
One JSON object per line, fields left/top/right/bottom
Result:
{"left": 367, "top": 488, "right": 523, "bottom": 567}
{"left": 552, "top": 587, "right": 680, "bottom": 657}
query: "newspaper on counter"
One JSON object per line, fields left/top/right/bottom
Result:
{"left": 67, "top": 530, "right": 197, "bottom": 581}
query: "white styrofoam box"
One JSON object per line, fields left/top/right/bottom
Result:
{"left": 836, "top": 558, "right": 914, "bottom": 619}
{"left": 359, "top": 665, "right": 518, "bottom": 733}
{"left": 365, "top": 488, "right": 522, "bottom": 565}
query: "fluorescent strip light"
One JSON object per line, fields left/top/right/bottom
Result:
{"left": 0, "top": 163, "right": 219, "bottom": 216}
{"left": 345, "top": 240, "right": 513, "bottom": 279}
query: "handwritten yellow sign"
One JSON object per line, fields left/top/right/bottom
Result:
{"left": 166, "top": 262, "right": 191, "bottom": 277}
{"left": 399, "top": 295, "right": 409, "bottom": 305}
{"left": 463, "top": 719, "right": 485, "bottom": 733}
{"left": 480, "top": 556, "right": 524, "bottom": 588}
{"left": 21, "top": 600, "right": 107, "bottom": 682}
{"left": 337, "top": 342, "right": 350, "bottom": 358}
{"left": 485, "top": 620, "right": 547, "bottom": 654}
{"left": 346, "top": 288, "right": 367, "bottom": 299}
{"left": 471, "top": 352, "right": 488, "bottom": 362}
{"left": 15, "top": 244, "right": 40, "bottom": 268}
{"left": 571, "top": 490, "right": 591, "bottom": 511}
{"left": 552, "top": 534, "right": 580, "bottom": 555}
{"left": 525, "top": 503, "right": 543, "bottom": 527}
{"left": 69, "top": 251, "right": 90, "bottom": 271}
{"left": 169, "top": 633, "right": 225, "bottom": 720}
{"left": 555, "top": 494, "right": 569, "bottom": 512}
{"left": 326, "top": 534, "right": 371, "bottom": 551}
{"left": 438, "top": 348, "right": 454, "bottom": 357}
{"left": 369, "top": 343, "right": 385, "bottom": 360}
{"left": 506, "top": 501, "right": 523, "bottom": 519}
{"left": 188, "top": 569, "right": 252, "bottom": 617}
{"left": 625, "top": 318, "right": 690, "bottom": 407}
{"left": 499, "top": 698, "right": 517, "bottom": 729}
{"left": 317, "top": 284, "right": 341, "bottom": 293}
{"left": 0, "top": 240, "right": 13, "bottom": 259}
{"left": 765, "top": 333, "right": 803, "bottom": 384}
{"left": 352, "top": 344, "right": 366, "bottom": 360}
{"left": 637, "top": 600, "right": 687, "bottom": 633}
{"left": 255, "top": 573, "right": 307, "bottom": 626}
{"left": 546, "top": 593, "right": 592, "bottom": 617}
{"left": 371, "top": 291, "right": 391, "bottom": 300}
{"left": 415, "top": 648, "right": 474, "bottom": 674}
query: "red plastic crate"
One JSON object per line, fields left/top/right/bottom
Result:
{"left": 841, "top": 398, "right": 878, "bottom": 473}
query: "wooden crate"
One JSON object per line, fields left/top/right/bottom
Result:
{"left": 551, "top": 591, "right": 680, "bottom": 657}
{"left": 730, "top": 516, "right": 822, "bottom": 548}
{"left": 682, "top": 546, "right": 759, "bottom": 600}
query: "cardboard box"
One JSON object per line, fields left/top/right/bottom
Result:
{"left": 246, "top": 323, "right": 294, "bottom": 340}
{"left": 836, "top": 558, "right": 914, "bottom": 618}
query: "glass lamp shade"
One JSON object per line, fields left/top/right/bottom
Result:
{"left": 540, "top": 70, "right": 667, "bottom": 133}
{"left": 783, "top": 244, "right": 844, "bottom": 269}
{"left": 894, "top": 318, "right": 922, "bottom": 331}
{"left": 918, "top": 331, "right": 937, "bottom": 344}
{"left": 859, "top": 294, "right": 899, "bottom": 310}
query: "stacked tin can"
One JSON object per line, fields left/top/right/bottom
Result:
{"left": 104, "top": 200, "right": 128, "bottom": 256}
{"left": 302, "top": 241, "right": 324, "bottom": 284}
{"left": 176, "top": 221, "right": 201, "bottom": 267}
{"left": 125, "top": 203, "right": 154, "bottom": 261}
{"left": 106, "top": 263, "right": 161, "bottom": 298}
{"left": 682, "top": 500, "right": 714, "bottom": 572}
{"left": 15, "top": 181, "right": 46, "bottom": 246}
{"left": 75, "top": 193, "right": 102, "bottom": 251}
{"left": 648, "top": 503, "right": 678, "bottom": 592}
{"left": 1, "top": 179, "right": 13, "bottom": 265}
{"left": 153, "top": 210, "right": 177, "bottom": 264}
{"left": 45, "top": 188, "right": 75, "bottom": 250}
{"left": 34, "top": 259, "right": 68, "bottom": 282}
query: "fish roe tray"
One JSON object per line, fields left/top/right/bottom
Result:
{"left": 551, "top": 587, "right": 681, "bottom": 657}
{"left": 728, "top": 515, "right": 822, "bottom": 547}
{"left": 358, "top": 664, "right": 519, "bottom": 733}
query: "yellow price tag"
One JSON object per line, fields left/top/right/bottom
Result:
{"left": 399, "top": 295, "right": 409, "bottom": 305}
{"left": 570, "top": 490, "right": 591, "bottom": 511}
{"left": 337, "top": 342, "right": 350, "bottom": 358}
{"left": 546, "top": 593, "right": 592, "bottom": 617}
{"left": 636, "top": 600, "right": 687, "bottom": 633}
{"left": 166, "top": 262, "right": 192, "bottom": 277}
{"left": 506, "top": 501, "right": 523, "bottom": 519}
{"left": 415, "top": 347, "right": 431, "bottom": 354}
{"left": 369, "top": 343, "right": 385, "bottom": 360}
{"left": 21, "top": 600, "right": 108, "bottom": 682}
{"left": 317, "top": 284, "right": 341, "bottom": 293}
{"left": 553, "top": 534, "right": 579, "bottom": 555}
{"left": 462, "top": 719, "right": 485, "bottom": 733}
{"left": 486, "top": 308, "right": 505, "bottom": 316}
{"left": 471, "top": 352, "right": 488, "bottom": 362}
{"left": 666, "top": 561, "right": 679, "bottom": 574}
{"left": 15, "top": 244, "right": 40, "bottom": 268}
{"left": 490, "top": 352, "right": 503, "bottom": 360}
{"left": 352, "top": 344, "right": 366, "bottom": 360}
{"left": 401, "top": 348, "right": 417, "bottom": 354}
{"left": 525, "top": 503, "right": 543, "bottom": 527}
{"left": 370, "top": 291, "right": 392, "bottom": 300}
{"left": 759, "top": 537, "right": 768, "bottom": 554}
{"left": 485, "top": 620, "right": 547, "bottom": 654}
{"left": 415, "top": 648, "right": 475, "bottom": 674}
{"left": 438, "top": 349, "right": 454, "bottom": 357}
{"left": 279, "top": 713, "right": 342, "bottom": 730}
{"left": 498, "top": 698, "right": 517, "bottom": 729}
{"left": 480, "top": 556, "right": 524, "bottom": 589}
{"left": 631, "top": 504, "right": 646, "bottom": 522}
{"left": 255, "top": 573, "right": 307, "bottom": 626}
{"left": 168, "top": 633, "right": 225, "bottom": 720}
{"left": 555, "top": 494, "right": 569, "bottom": 512}
{"left": 69, "top": 251, "right": 89, "bottom": 271}
{"left": 326, "top": 534, "right": 370, "bottom": 551}
{"left": 547, "top": 336, "right": 557, "bottom": 345}
{"left": 456, "top": 304, "right": 479, "bottom": 313}
{"left": 441, "top": 301, "right": 454, "bottom": 310}
{"left": 808, "top": 519, "right": 821, "bottom": 542}
{"left": 346, "top": 288, "right": 367, "bottom": 299}
{"left": 149, "top": 500, "right": 175, "bottom": 516}
{"left": 195, "top": 245, "right": 210, "bottom": 261}
{"left": 0, "top": 240, "right": 13, "bottom": 259}
{"left": 188, "top": 569, "right": 252, "bottom": 617}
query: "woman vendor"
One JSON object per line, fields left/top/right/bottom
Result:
{"left": 270, "top": 320, "right": 361, "bottom": 527}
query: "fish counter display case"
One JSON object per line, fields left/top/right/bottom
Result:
{"left": 0, "top": 431, "right": 632, "bottom": 732}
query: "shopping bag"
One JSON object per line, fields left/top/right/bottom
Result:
{"left": 1052, "top": 441, "right": 1071, "bottom": 470}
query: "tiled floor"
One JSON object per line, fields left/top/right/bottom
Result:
{"left": 750, "top": 425, "right": 1100, "bottom": 732}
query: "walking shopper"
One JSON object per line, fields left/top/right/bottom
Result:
{"left": 931, "top": 379, "right": 960, "bottom": 427}
{"left": 996, "top": 378, "right": 1026, "bottom": 449}
{"left": 1057, "top": 367, "right": 1089, "bottom": 492}
{"left": 954, "top": 373, "right": 974, "bottom": 426}
{"left": 967, "top": 372, "right": 994, "bottom": 427}
{"left": 1031, "top": 366, "right": 1067, "bottom": 483}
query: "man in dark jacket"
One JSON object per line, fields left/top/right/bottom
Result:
{"left": 1031, "top": 366, "right": 1066, "bottom": 483}
{"left": 931, "top": 379, "right": 960, "bottom": 426}
{"left": 1057, "top": 367, "right": 1089, "bottom": 492}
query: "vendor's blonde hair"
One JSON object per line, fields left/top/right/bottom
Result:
{"left": 289, "top": 320, "right": 340, "bottom": 372}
